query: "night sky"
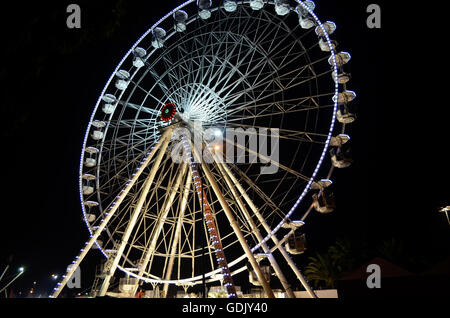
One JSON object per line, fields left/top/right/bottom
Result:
{"left": 0, "top": 0, "right": 448, "bottom": 298}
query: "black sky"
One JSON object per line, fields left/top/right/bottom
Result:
{"left": 0, "top": 0, "right": 448, "bottom": 296}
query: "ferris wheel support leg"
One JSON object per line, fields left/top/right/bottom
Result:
{"left": 212, "top": 154, "right": 296, "bottom": 298}
{"left": 129, "top": 163, "right": 189, "bottom": 297}
{"left": 217, "top": 161, "right": 318, "bottom": 298}
{"left": 162, "top": 169, "right": 192, "bottom": 297}
{"left": 193, "top": 154, "right": 274, "bottom": 298}
{"left": 98, "top": 127, "right": 174, "bottom": 297}
{"left": 50, "top": 129, "right": 172, "bottom": 298}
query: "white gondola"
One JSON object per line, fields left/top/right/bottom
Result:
{"left": 102, "top": 93, "right": 117, "bottom": 114}
{"left": 333, "top": 90, "right": 356, "bottom": 104}
{"left": 250, "top": 0, "right": 264, "bottom": 11}
{"left": 82, "top": 185, "right": 94, "bottom": 195}
{"left": 247, "top": 263, "right": 271, "bottom": 286}
{"left": 330, "top": 146, "right": 352, "bottom": 168}
{"left": 84, "top": 146, "right": 99, "bottom": 167}
{"left": 133, "top": 47, "right": 147, "bottom": 68}
{"left": 332, "top": 70, "right": 351, "bottom": 84}
{"left": 281, "top": 219, "right": 304, "bottom": 229}
{"left": 82, "top": 174, "right": 96, "bottom": 195}
{"left": 91, "top": 120, "right": 106, "bottom": 140}
{"left": 101, "top": 94, "right": 117, "bottom": 104}
{"left": 91, "top": 120, "right": 106, "bottom": 128}
{"left": 315, "top": 21, "right": 336, "bottom": 37}
{"left": 319, "top": 38, "right": 336, "bottom": 52}
{"left": 311, "top": 178, "right": 332, "bottom": 190}
{"left": 119, "top": 277, "right": 138, "bottom": 293}
{"left": 86, "top": 213, "right": 96, "bottom": 223}
{"left": 328, "top": 51, "right": 351, "bottom": 67}
{"left": 312, "top": 190, "right": 335, "bottom": 214}
{"left": 82, "top": 174, "right": 96, "bottom": 181}
{"left": 296, "top": 1, "right": 315, "bottom": 29}
{"left": 151, "top": 27, "right": 166, "bottom": 49}
{"left": 84, "top": 201, "right": 99, "bottom": 207}
{"left": 330, "top": 134, "right": 350, "bottom": 147}
{"left": 115, "top": 70, "right": 130, "bottom": 91}
{"left": 275, "top": 0, "right": 290, "bottom": 16}
{"left": 223, "top": 0, "right": 238, "bottom": 12}
{"left": 297, "top": 0, "right": 315, "bottom": 15}
{"left": 285, "top": 232, "right": 306, "bottom": 255}
{"left": 173, "top": 10, "right": 188, "bottom": 32}
{"left": 91, "top": 130, "right": 103, "bottom": 140}
{"left": 84, "top": 157, "right": 96, "bottom": 167}
{"left": 337, "top": 104, "right": 356, "bottom": 124}
{"left": 198, "top": 0, "right": 212, "bottom": 20}
{"left": 102, "top": 103, "right": 116, "bottom": 114}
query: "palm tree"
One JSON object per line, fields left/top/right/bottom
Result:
{"left": 304, "top": 252, "right": 339, "bottom": 289}
{"left": 304, "top": 238, "right": 359, "bottom": 289}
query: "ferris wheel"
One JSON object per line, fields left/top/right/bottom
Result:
{"left": 51, "top": 0, "right": 356, "bottom": 298}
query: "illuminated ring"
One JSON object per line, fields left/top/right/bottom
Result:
{"left": 160, "top": 103, "right": 177, "bottom": 122}
{"left": 75, "top": 0, "right": 356, "bottom": 293}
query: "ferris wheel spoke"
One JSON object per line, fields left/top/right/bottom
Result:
{"left": 135, "top": 82, "right": 172, "bottom": 108}
{"left": 216, "top": 154, "right": 317, "bottom": 298}
{"left": 221, "top": 54, "right": 331, "bottom": 106}
{"left": 223, "top": 91, "right": 328, "bottom": 118}
{"left": 162, "top": 168, "right": 192, "bottom": 295}
{"left": 226, "top": 101, "right": 334, "bottom": 123}
{"left": 224, "top": 123, "right": 328, "bottom": 144}
{"left": 190, "top": 144, "right": 274, "bottom": 297}
{"left": 116, "top": 100, "right": 160, "bottom": 117}
{"left": 97, "top": 126, "right": 173, "bottom": 296}
{"left": 129, "top": 162, "right": 188, "bottom": 294}
{"left": 210, "top": 150, "right": 295, "bottom": 297}
{"left": 225, "top": 162, "right": 286, "bottom": 222}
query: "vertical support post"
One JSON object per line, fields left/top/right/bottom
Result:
{"left": 98, "top": 127, "right": 173, "bottom": 296}
{"left": 218, "top": 160, "right": 318, "bottom": 298}
{"left": 212, "top": 152, "right": 295, "bottom": 298}
{"left": 130, "top": 162, "right": 188, "bottom": 296}
{"left": 162, "top": 169, "right": 192, "bottom": 297}
{"left": 185, "top": 136, "right": 237, "bottom": 298}
{"left": 50, "top": 129, "right": 172, "bottom": 298}
{"left": 191, "top": 146, "right": 274, "bottom": 298}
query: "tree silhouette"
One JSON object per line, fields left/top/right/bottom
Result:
{"left": 304, "top": 238, "right": 360, "bottom": 289}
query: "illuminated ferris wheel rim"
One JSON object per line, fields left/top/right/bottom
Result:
{"left": 78, "top": 0, "right": 341, "bottom": 286}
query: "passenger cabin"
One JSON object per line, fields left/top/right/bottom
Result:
{"left": 247, "top": 263, "right": 271, "bottom": 286}
{"left": 296, "top": 1, "right": 316, "bottom": 29}
{"left": 312, "top": 189, "right": 336, "bottom": 214}
{"left": 102, "top": 93, "right": 117, "bottom": 114}
{"left": 115, "top": 70, "right": 130, "bottom": 91}
{"left": 82, "top": 174, "right": 96, "bottom": 195}
{"left": 329, "top": 139, "right": 353, "bottom": 168}
{"left": 285, "top": 232, "right": 307, "bottom": 255}
{"left": 337, "top": 104, "right": 356, "bottom": 124}
{"left": 223, "top": 0, "right": 238, "bottom": 12}
{"left": 198, "top": 0, "right": 212, "bottom": 19}
{"left": 250, "top": 0, "right": 264, "bottom": 11}
{"left": 84, "top": 146, "right": 99, "bottom": 167}
{"left": 151, "top": 27, "right": 166, "bottom": 49}
{"left": 275, "top": 0, "right": 290, "bottom": 16}
{"left": 90, "top": 120, "right": 106, "bottom": 141}
{"left": 173, "top": 10, "right": 188, "bottom": 32}
{"left": 133, "top": 47, "right": 147, "bottom": 68}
